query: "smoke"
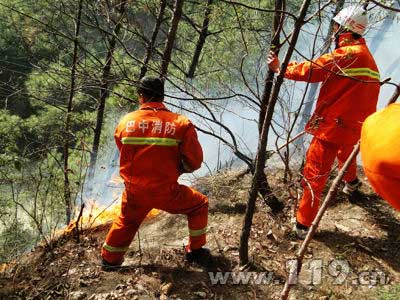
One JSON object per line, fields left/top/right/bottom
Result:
{"left": 368, "top": 4, "right": 400, "bottom": 109}
{"left": 80, "top": 6, "right": 400, "bottom": 207}
{"left": 78, "top": 111, "right": 124, "bottom": 207}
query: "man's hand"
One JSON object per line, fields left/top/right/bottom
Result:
{"left": 179, "top": 159, "right": 194, "bottom": 174}
{"left": 267, "top": 51, "right": 281, "bottom": 73}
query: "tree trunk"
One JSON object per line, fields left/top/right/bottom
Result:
{"left": 187, "top": 0, "right": 213, "bottom": 78}
{"left": 257, "top": 0, "right": 284, "bottom": 134}
{"left": 139, "top": 0, "right": 167, "bottom": 79}
{"left": 239, "top": 0, "right": 312, "bottom": 266}
{"left": 160, "top": 0, "right": 184, "bottom": 77}
{"left": 88, "top": 1, "right": 128, "bottom": 180}
{"left": 248, "top": 164, "right": 283, "bottom": 213}
{"left": 63, "top": 0, "right": 83, "bottom": 224}
{"left": 255, "top": 0, "right": 285, "bottom": 213}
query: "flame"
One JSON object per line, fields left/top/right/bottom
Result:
{"left": 145, "top": 208, "right": 160, "bottom": 219}
{"left": 65, "top": 198, "right": 160, "bottom": 233}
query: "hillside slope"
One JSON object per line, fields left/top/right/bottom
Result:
{"left": 1, "top": 170, "right": 399, "bottom": 300}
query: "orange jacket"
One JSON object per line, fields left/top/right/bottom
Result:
{"left": 361, "top": 103, "right": 400, "bottom": 210}
{"left": 285, "top": 33, "right": 380, "bottom": 145}
{"left": 114, "top": 102, "right": 203, "bottom": 192}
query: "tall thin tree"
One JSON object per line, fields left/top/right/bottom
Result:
{"left": 256, "top": 0, "right": 285, "bottom": 212}
{"left": 239, "top": 0, "right": 312, "bottom": 266}
{"left": 88, "top": 0, "right": 128, "bottom": 180}
{"left": 139, "top": 0, "right": 167, "bottom": 79}
{"left": 160, "top": 0, "right": 184, "bottom": 77}
{"left": 63, "top": 0, "right": 84, "bottom": 224}
{"left": 187, "top": 0, "right": 213, "bottom": 78}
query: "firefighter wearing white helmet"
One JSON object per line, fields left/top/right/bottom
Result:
{"left": 333, "top": 5, "right": 368, "bottom": 35}
{"left": 267, "top": 5, "right": 380, "bottom": 239}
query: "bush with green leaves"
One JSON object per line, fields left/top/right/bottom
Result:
{"left": 0, "top": 221, "right": 34, "bottom": 263}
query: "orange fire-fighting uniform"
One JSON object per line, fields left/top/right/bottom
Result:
{"left": 101, "top": 102, "right": 208, "bottom": 265}
{"left": 284, "top": 33, "right": 380, "bottom": 227}
{"left": 361, "top": 103, "right": 400, "bottom": 211}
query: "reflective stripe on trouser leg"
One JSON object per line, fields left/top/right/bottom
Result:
{"left": 101, "top": 242, "right": 129, "bottom": 265}
{"left": 101, "top": 232, "right": 129, "bottom": 265}
{"left": 297, "top": 138, "right": 338, "bottom": 227}
{"left": 151, "top": 184, "right": 209, "bottom": 251}
{"left": 103, "top": 242, "right": 129, "bottom": 253}
{"left": 187, "top": 196, "right": 208, "bottom": 250}
{"left": 188, "top": 226, "right": 207, "bottom": 250}
{"left": 101, "top": 190, "right": 151, "bottom": 265}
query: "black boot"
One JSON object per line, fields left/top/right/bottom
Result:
{"left": 185, "top": 246, "right": 211, "bottom": 264}
{"left": 101, "top": 259, "right": 123, "bottom": 271}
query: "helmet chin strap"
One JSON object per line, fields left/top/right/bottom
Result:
{"left": 333, "top": 26, "right": 347, "bottom": 49}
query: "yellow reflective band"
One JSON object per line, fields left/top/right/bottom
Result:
{"left": 102, "top": 243, "right": 129, "bottom": 253}
{"left": 189, "top": 227, "right": 207, "bottom": 237}
{"left": 121, "top": 137, "right": 180, "bottom": 146}
{"left": 342, "top": 68, "right": 380, "bottom": 81}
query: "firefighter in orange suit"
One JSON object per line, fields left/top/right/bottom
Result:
{"left": 267, "top": 6, "right": 380, "bottom": 238}
{"left": 101, "top": 76, "right": 209, "bottom": 268}
{"left": 361, "top": 103, "right": 400, "bottom": 211}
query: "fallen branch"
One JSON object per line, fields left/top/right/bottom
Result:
{"left": 369, "top": 0, "right": 400, "bottom": 13}
{"left": 272, "top": 130, "right": 307, "bottom": 155}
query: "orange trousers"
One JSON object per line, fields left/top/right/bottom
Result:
{"left": 297, "top": 137, "right": 357, "bottom": 227}
{"left": 101, "top": 184, "right": 208, "bottom": 265}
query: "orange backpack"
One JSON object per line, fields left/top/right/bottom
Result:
{"left": 361, "top": 103, "right": 400, "bottom": 210}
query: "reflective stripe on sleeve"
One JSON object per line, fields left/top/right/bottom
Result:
{"left": 102, "top": 242, "right": 129, "bottom": 253}
{"left": 342, "top": 68, "right": 380, "bottom": 81}
{"left": 121, "top": 137, "right": 181, "bottom": 146}
{"left": 189, "top": 227, "right": 207, "bottom": 237}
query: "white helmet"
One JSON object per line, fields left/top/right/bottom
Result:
{"left": 332, "top": 5, "right": 368, "bottom": 35}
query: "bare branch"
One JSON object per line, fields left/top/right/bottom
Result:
{"left": 369, "top": 0, "right": 400, "bottom": 12}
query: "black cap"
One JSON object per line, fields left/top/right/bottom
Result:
{"left": 137, "top": 76, "right": 164, "bottom": 100}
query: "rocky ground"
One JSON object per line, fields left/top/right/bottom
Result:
{"left": 0, "top": 169, "right": 399, "bottom": 300}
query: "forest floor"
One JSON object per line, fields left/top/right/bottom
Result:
{"left": 1, "top": 168, "right": 400, "bottom": 300}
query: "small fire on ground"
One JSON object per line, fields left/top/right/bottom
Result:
{"left": 66, "top": 175, "right": 160, "bottom": 233}
{"left": 65, "top": 199, "right": 160, "bottom": 233}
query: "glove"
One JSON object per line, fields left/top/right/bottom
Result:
{"left": 180, "top": 159, "right": 194, "bottom": 174}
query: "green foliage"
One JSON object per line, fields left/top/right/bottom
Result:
{"left": 157, "top": 0, "right": 276, "bottom": 93}
{"left": 0, "top": 151, "right": 70, "bottom": 264}
{"left": 22, "top": 107, "right": 65, "bottom": 158}
{"left": 0, "top": 0, "right": 66, "bottom": 116}
{"left": 0, "top": 221, "right": 34, "bottom": 263}
{"left": 107, "top": 50, "right": 141, "bottom": 109}
{"left": 377, "top": 284, "right": 400, "bottom": 300}
{"left": 108, "top": 80, "right": 138, "bottom": 109}
{"left": 0, "top": 0, "right": 299, "bottom": 263}
{"left": 26, "top": 66, "right": 69, "bottom": 109}
{"left": 0, "top": 110, "right": 22, "bottom": 155}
